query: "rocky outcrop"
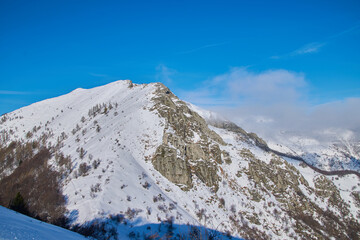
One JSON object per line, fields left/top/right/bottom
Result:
{"left": 150, "top": 83, "right": 224, "bottom": 191}
{"left": 240, "top": 148, "right": 360, "bottom": 239}
{"left": 150, "top": 84, "right": 360, "bottom": 238}
{"left": 152, "top": 145, "right": 192, "bottom": 188}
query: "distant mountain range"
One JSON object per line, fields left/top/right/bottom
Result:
{"left": 262, "top": 128, "right": 360, "bottom": 174}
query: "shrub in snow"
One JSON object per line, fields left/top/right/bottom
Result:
{"left": 142, "top": 181, "right": 151, "bottom": 189}
{"left": 71, "top": 124, "right": 81, "bottom": 135}
{"left": 125, "top": 207, "right": 142, "bottom": 220}
{"left": 81, "top": 129, "right": 87, "bottom": 136}
{"left": 78, "top": 163, "right": 90, "bottom": 176}
{"left": 78, "top": 147, "right": 86, "bottom": 159}
{"left": 169, "top": 202, "right": 176, "bottom": 211}
{"left": 230, "top": 204, "right": 236, "bottom": 214}
{"left": 157, "top": 204, "right": 167, "bottom": 213}
{"left": 219, "top": 198, "right": 225, "bottom": 207}
{"left": 90, "top": 183, "right": 101, "bottom": 193}
{"left": 153, "top": 194, "right": 165, "bottom": 203}
{"left": 146, "top": 206, "right": 152, "bottom": 215}
{"left": 92, "top": 159, "right": 100, "bottom": 169}
{"left": 26, "top": 131, "right": 33, "bottom": 139}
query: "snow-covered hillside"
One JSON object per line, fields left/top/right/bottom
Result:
{"left": 0, "top": 206, "right": 86, "bottom": 240}
{"left": 265, "top": 129, "right": 360, "bottom": 172}
{"left": 0, "top": 80, "right": 360, "bottom": 239}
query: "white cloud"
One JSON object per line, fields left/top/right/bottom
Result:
{"left": 178, "top": 68, "right": 360, "bottom": 142}
{"left": 212, "top": 67, "right": 306, "bottom": 104}
{"left": 214, "top": 99, "right": 360, "bottom": 140}
{"left": 180, "top": 67, "right": 307, "bottom": 106}
{"left": 155, "top": 64, "right": 176, "bottom": 84}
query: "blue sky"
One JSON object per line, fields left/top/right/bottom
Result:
{"left": 1, "top": 0, "right": 360, "bottom": 123}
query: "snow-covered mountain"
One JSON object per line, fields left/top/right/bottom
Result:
{"left": 264, "top": 129, "right": 360, "bottom": 173}
{"left": 0, "top": 80, "right": 359, "bottom": 239}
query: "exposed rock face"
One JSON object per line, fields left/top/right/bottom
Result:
{"left": 151, "top": 83, "right": 224, "bottom": 191}
{"left": 152, "top": 145, "right": 192, "bottom": 187}
{"left": 150, "top": 84, "right": 360, "bottom": 239}
{"left": 238, "top": 149, "right": 360, "bottom": 240}
{"left": 314, "top": 175, "right": 350, "bottom": 216}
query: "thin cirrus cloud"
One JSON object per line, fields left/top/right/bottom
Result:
{"left": 328, "top": 23, "right": 360, "bottom": 40}
{"left": 177, "top": 41, "right": 230, "bottom": 55}
{"left": 0, "top": 90, "right": 33, "bottom": 95}
{"left": 271, "top": 42, "right": 326, "bottom": 59}
{"left": 271, "top": 23, "right": 360, "bottom": 59}
{"left": 290, "top": 42, "right": 326, "bottom": 56}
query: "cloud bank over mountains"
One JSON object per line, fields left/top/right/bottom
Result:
{"left": 179, "top": 67, "right": 360, "bottom": 142}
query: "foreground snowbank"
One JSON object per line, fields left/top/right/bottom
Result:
{"left": 0, "top": 206, "right": 86, "bottom": 240}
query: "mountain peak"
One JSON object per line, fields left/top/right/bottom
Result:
{"left": 0, "top": 80, "right": 359, "bottom": 239}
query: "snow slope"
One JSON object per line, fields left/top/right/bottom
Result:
{"left": 1, "top": 80, "right": 360, "bottom": 239}
{"left": 0, "top": 206, "right": 86, "bottom": 240}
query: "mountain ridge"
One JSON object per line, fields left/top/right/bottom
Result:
{"left": 0, "top": 80, "right": 359, "bottom": 239}
{"left": 191, "top": 103, "right": 360, "bottom": 177}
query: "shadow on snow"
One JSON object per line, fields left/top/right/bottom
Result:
{"left": 70, "top": 214, "right": 245, "bottom": 240}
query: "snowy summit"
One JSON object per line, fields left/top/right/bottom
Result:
{"left": 0, "top": 80, "right": 359, "bottom": 239}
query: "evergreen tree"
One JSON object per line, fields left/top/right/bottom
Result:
{"left": 9, "top": 192, "right": 28, "bottom": 215}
